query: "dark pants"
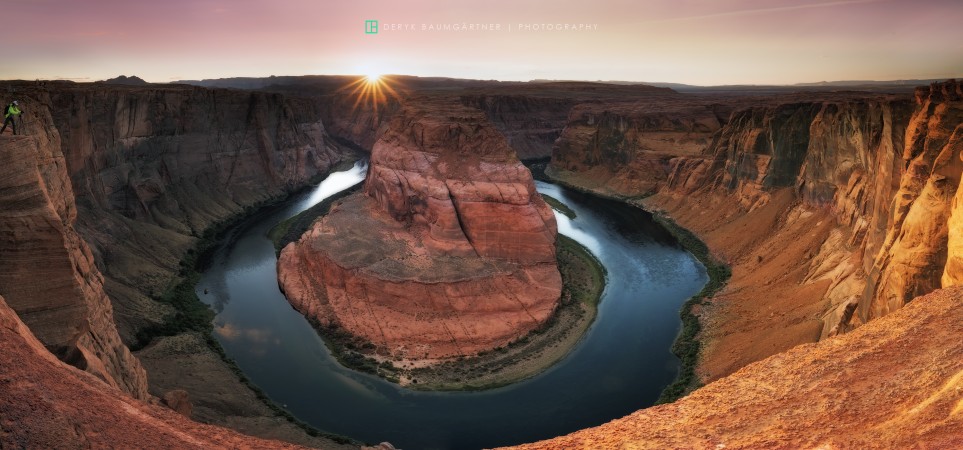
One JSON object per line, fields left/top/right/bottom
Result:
{"left": 0, "top": 116, "right": 17, "bottom": 135}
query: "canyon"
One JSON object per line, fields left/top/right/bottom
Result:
{"left": 548, "top": 81, "right": 962, "bottom": 384}
{"left": 0, "top": 76, "right": 961, "bottom": 448}
{"left": 0, "top": 81, "right": 354, "bottom": 447}
{"left": 278, "top": 99, "right": 562, "bottom": 361}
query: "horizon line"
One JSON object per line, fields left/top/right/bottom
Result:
{"left": 8, "top": 73, "right": 962, "bottom": 89}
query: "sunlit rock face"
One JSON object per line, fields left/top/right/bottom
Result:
{"left": 569, "top": 83, "right": 962, "bottom": 384}
{"left": 657, "top": 83, "right": 963, "bottom": 332}
{"left": 0, "top": 114, "right": 148, "bottom": 400}
{"left": 279, "top": 98, "right": 562, "bottom": 360}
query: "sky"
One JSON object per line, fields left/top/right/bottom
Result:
{"left": 2, "top": 0, "right": 961, "bottom": 85}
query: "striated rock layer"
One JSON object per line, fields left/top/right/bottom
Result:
{"left": 657, "top": 82, "right": 963, "bottom": 352}
{"left": 550, "top": 81, "right": 963, "bottom": 382}
{"left": 0, "top": 294, "right": 309, "bottom": 449}
{"left": 0, "top": 116, "right": 148, "bottom": 400}
{"left": 43, "top": 84, "right": 343, "bottom": 342}
{"left": 644, "top": 93, "right": 916, "bottom": 379}
{"left": 507, "top": 286, "right": 963, "bottom": 449}
{"left": 550, "top": 95, "right": 743, "bottom": 195}
{"left": 549, "top": 81, "right": 963, "bottom": 380}
{"left": 0, "top": 81, "right": 349, "bottom": 443}
{"left": 279, "top": 99, "right": 561, "bottom": 360}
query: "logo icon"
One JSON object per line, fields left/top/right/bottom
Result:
{"left": 365, "top": 20, "right": 379, "bottom": 34}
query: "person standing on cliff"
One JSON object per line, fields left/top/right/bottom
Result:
{"left": 0, "top": 101, "right": 23, "bottom": 135}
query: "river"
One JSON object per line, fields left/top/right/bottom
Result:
{"left": 197, "top": 161, "right": 707, "bottom": 449}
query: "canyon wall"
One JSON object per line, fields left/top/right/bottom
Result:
{"left": 316, "top": 92, "right": 400, "bottom": 151}
{"left": 40, "top": 84, "right": 344, "bottom": 342}
{"left": 549, "top": 82, "right": 963, "bottom": 381}
{"left": 460, "top": 94, "right": 576, "bottom": 160}
{"left": 279, "top": 99, "right": 561, "bottom": 360}
{"left": 0, "top": 81, "right": 351, "bottom": 444}
{"left": 647, "top": 94, "right": 915, "bottom": 378}
{"left": 550, "top": 97, "right": 737, "bottom": 195}
{"left": 866, "top": 82, "right": 963, "bottom": 319}
{"left": 0, "top": 110, "right": 148, "bottom": 400}
{"left": 657, "top": 84, "right": 963, "bottom": 335}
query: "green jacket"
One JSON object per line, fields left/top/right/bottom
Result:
{"left": 5, "top": 104, "right": 21, "bottom": 118}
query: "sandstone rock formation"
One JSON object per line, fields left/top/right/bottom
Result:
{"left": 43, "top": 84, "right": 343, "bottom": 343}
{"left": 0, "top": 81, "right": 349, "bottom": 444}
{"left": 3, "top": 75, "right": 959, "bottom": 448}
{"left": 0, "top": 294, "right": 309, "bottom": 449}
{"left": 506, "top": 286, "right": 963, "bottom": 449}
{"left": 279, "top": 99, "right": 561, "bottom": 360}
{"left": 461, "top": 93, "right": 576, "bottom": 160}
{"left": 549, "top": 82, "right": 963, "bottom": 383}
{"left": 656, "top": 84, "right": 963, "bottom": 338}
{"left": 0, "top": 116, "right": 148, "bottom": 400}
{"left": 550, "top": 96, "right": 738, "bottom": 195}
{"left": 868, "top": 81, "right": 963, "bottom": 320}
{"left": 317, "top": 90, "right": 401, "bottom": 151}
{"left": 644, "top": 93, "right": 920, "bottom": 378}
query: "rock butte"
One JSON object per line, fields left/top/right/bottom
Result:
{"left": 278, "top": 99, "right": 562, "bottom": 360}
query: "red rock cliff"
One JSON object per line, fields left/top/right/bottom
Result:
{"left": 552, "top": 84, "right": 962, "bottom": 381}
{"left": 460, "top": 94, "right": 576, "bottom": 160}
{"left": 549, "top": 96, "right": 737, "bottom": 195}
{"left": 656, "top": 84, "right": 963, "bottom": 336}
{"left": 0, "top": 110, "right": 148, "bottom": 400}
{"left": 36, "top": 83, "right": 345, "bottom": 342}
{"left": 279, "top": 99, "right": 561, "bottom": 360}
{"left": 0, "top": 81, "right": 349, "bottom": 440}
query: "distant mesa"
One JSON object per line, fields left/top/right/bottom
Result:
{"left": 99, "top": 75, "right": 149, "bottom": 85}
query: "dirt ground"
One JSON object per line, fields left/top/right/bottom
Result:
{"left": 135, "top": 332, "right": 357, "bottom": 449}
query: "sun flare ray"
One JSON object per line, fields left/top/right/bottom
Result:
{"left": 338, "top": 73, "right": 401, "bottom": 114}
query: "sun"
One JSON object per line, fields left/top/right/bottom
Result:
{"left": 340, "top": 73, "right": 401, "bottom": 113}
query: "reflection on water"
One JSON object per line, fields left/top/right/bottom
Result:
{"left": 551, "top": 207, "right": 604, "bottom": 256}
{"left": 296, "top": 161, "right": 368, "bottom": 210}
{"left": 197, "top": 164, "right": 708, "bottom": 450}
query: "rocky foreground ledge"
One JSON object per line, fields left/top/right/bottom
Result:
{"left": 278, "top": 99, "right": 562, "bottom": 362}
{"left": 0, "top": 294, "right": 307, "bottom": 449}
{"left": 505, "top": 286, "right": 963, "bottom": 449}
